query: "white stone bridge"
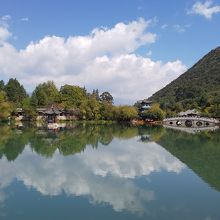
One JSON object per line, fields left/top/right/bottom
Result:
{"left": 163, "top": 117, "right": 219, "bottom": 128}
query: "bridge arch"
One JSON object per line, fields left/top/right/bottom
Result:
{"left": 163, "top": 117, "right": 219, "bottom": 128}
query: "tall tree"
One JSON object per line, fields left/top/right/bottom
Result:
{"left": 87, "top": 96, "right": 101, "bottom": 120}
{"left": 92, "top": 89, "right": 100, "bottom": 101}
{"left": 0, "top": 91, "right": 7, "bottom": 102}
{"left": 0, "top": 91, "right": 13, "bottom": 120}
{"left": 31, "top": 81, "right": 60, "bottom": 107}
{"left": 0, "top": 80, "right": 5, "bottom": 91}
{"left": 141, "top": 104, "right": 165, "bottom": 121}
{"left": 100, "top": 101, "right": 114, "bottom": 120}
{"left": 100, "top": 92, "right": 114, "bottom": 104}
{"left": 114, "top": 105, "right": 138, "bottom": 121}
{"left": 5, "top": 78, "right": 27, "bottom": 107}
{"left": 60, "top": 84, "right": 87, "bottom": 108}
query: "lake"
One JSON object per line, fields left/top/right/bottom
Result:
{"left": 0, "top": 123, "right": 220, "bottom": 220}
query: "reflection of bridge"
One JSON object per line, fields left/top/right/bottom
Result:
{"left": 163, "top": 117, "right": 219, "bottom": 128}
{"left": 163, "top": 124, "right": 220, "bottom": 134}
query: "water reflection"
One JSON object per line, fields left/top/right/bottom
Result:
{"left": 0, "top": 124, "right": 219, "bottom": 219}
{"left": 0, "top": 147, "right": 155, "bottom": 213}
{"left": 0, "top": 124, "right": 154, "bottom": 160}
{"left": 158, "top": 128, "right": 220, "bottom": 191}
{"left": 0, "top": 124, "right": 184, "bottom": 214}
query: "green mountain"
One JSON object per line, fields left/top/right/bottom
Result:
{"left": 149, "top": 47, "right": 220, "bottom": 117}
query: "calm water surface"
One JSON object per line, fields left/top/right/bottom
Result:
{"left": 0, "top": 124, "right": 220, "bottom": 220}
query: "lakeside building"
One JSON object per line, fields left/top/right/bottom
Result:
{"left": 14, "top": 105, "right": 80, "bottom": 122}
{"left": 136, "top": 99, "right": 153, "bottom": 112}
{"left": 13, "top": 108, "right": 24, "bottom": 121}
{"left": 178, "top": 109, "right": 200, "bottom": 117}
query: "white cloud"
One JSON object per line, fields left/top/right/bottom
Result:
{"left": 173, "top": 24, "right": 191, "bottom": 33}
{"left": 1, "top": 15, "right": 11, "bottom": 21}
{"left": 173, "top": 24, "right": 186, "bottom": 33}
{"left": 0, "top": 15, "right": 12, "bottom": 43}
{"left": 21, "top": 17, "right": 29, "bottom": 22}
{"left": 161, "top": 24, "right": 168, "bottom": 29}
{"left": 188, "top": 0, "right": 220, "bottom": 19}
{"left": 0, "top": 18, "right": 186, "bottom": 103}
{"left": 0, "top": 15, "right": 11, "bottom": 28}
{"left": 0, "top": 27, "right": 11, "bottom": 43}
{"left": 146, "top": 50, "right": 152, "bottom": 57}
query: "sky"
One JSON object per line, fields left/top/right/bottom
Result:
{"left": 0, "top": 0, "right": 220, "bottom": 104}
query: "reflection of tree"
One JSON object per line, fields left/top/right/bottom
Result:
{"left": 56, "top": 130, "right": 87, "bottom": 155}
{"left": 56, "top": 124, "right": 141, "bottom": 155}
{"left": 99, "top": 126, "right": 114, "bottom": 145}
{"left": 157, "top": 128, "right": 220, "bottom": 191}
{"left": 0, "top": 123, "right": 183, "bottom": 161}
{"left": 3, "top": 135, "right": 26, "bottom": 161}
{"left": 138, "top": 125, "right": 165, "bottom": 142}
{"left": 0, "top": 126, "right": 30, "bottom": 161}
{"left": 29, "top": 131, "right": 58, "bottom": 157}
{"left": 0, "top": 126, "right": 13, "bottom": 159}
{"left": 113, "top": 125, "right": 139, "bottom": 139}
{"left": 0, "top": 123, "right": 144, "bottom": 160}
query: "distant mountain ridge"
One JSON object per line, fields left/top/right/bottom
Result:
{"left": 149, "top": 47, "right": 220, "bottom": 116}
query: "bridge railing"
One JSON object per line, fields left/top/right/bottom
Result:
{"left": 164, "top": 117, "right": 219, "bottom": 124}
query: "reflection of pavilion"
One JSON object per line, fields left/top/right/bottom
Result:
{"left": 139, "top": 134, "right": 152, "bottom": 142}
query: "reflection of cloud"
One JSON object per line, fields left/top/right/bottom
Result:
{"left": 0, "top": 190, "right": 6, "bottom": 205}
{"left": 0, "top": 190, "right": 7, "bottom": 218}
{"left": 0, "top": 139, "right": 184, "bottom": 213}
{"left": 82, "top": 138, "right": 184, "bottom": 178}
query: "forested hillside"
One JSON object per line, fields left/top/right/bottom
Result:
{"left": 149, "top": 47, "right": 220, "bottom": 117}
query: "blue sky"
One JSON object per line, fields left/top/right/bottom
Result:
{"left": 0, "top": 0, "right": 220, "bottom": 103}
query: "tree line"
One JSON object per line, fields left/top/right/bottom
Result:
{"left": 0, "top": 78, "right": 139, "bottom": 121}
